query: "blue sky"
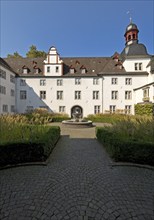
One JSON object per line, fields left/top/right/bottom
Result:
{"left": 0, "top": 0, "right": 154, "bottom": 58}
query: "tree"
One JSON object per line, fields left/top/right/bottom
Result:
{"left": 7, "top": 52, "right": 23, "bottom": 58}
{"left": 26, "top": 45, "right": 46, "bottom": 58}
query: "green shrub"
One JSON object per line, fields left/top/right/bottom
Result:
{"left": 96, "top": 119, "right": 154, "bottom": 166}
{"left": 0, "top": 126, "right": 60, "bottom": 166}
{"left": 135, "top": 103, "right": 154, "bottom": 116}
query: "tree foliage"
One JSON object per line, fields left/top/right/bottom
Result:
{"left": 7, "top": 52, "right": 23, "bottom": 58}
{"left": 26, "top": 45, "right": 46, "bottom": 58}
{"left": 7, "top": 45, "right": 47, "bottom": 58}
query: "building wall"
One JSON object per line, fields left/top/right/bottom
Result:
{"left": 16, "top": 76, "right": 102, "bottom": 117}
{"left": 0, "top": 65, "right": 16, "bottom": 114}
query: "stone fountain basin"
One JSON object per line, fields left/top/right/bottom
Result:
{"left": 62, "top": 120, "right": 93, "bottom": 128}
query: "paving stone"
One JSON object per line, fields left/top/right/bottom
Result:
{"left": 0, "top": 123, "right": 154, "bottom": 219}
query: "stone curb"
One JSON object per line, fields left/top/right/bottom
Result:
{"left": 110, "top": 162, "right": 154, "bottom": 171}
{"left": 0, "top": 161, "right": 47, "bottom": 171}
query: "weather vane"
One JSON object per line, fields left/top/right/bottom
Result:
{"left": 127, "top": 11, "right": 132, "bottom": 23}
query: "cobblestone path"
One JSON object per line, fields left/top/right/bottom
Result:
{"left": 0, "top": 123, "right": 154, "bottom": 220}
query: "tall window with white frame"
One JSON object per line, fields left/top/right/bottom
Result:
{"left": 59, "top": 106, "right": 65, "bottom": 113}
{"left": 134, "top": 63, "right": 142, "bottom": 71}
{"left": 3, "top": 105, "right": 8, "bottom": 113}
{"left": 40, "top": 79, "right": 46, "bottom": 86}
{"left": 125, "top": 78, "right": 132, "bottom": 85}
{"left": 57, "top": 79, "right": 63, "bottom": 86}
{"left": 94, "top": 105, "right": 100, "bottom": 114}
{"left": 111, "top": 78, "right": 118, "bottom": 85}
{"left": 57, "top": 91, "right": 63, "bottom": 100}
{"left": 47, "top": 66, "right": 50, "bottom": 73}
{"left": 20, "top": 79, "right": 26, "bottom": 86}
{"left": 93, "top": 78, "right": 99, "bottom": 85}
{"left": 93, "top": 91, "right": 99, "bottom": 99}
{"left": 0, "top": 69, "right": 6, "bottom": 79}
{"left": 111, "top": 91, "right": 118, "bottom": 100}
{"left": 75, "top": 78, "right": 81, "bottom": 85}
{"left": 20, "top": 90, "right": 27, "bottom": 100}
{"left": 56, "top": 66, "right": 59, "bottom": 73}
{"left": 143, "top": 88, "right": 149, "bottom": 101}
{"left": 110, "top": 105, "right": 116, "bottom": 113}
{"left": 125, "top": 91, "right": 132, "bottom": 100}
{"left": 75, "top": 91, "right": 81, "bottom": 100}
{"left": 125, "top": 105, "right": 131, "bottom": 114}
{"left": 40, "top": 91, "right": 46, "bottom": 99}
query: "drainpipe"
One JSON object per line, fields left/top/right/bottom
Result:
{"left": 102, "top": 74, "right": 104, "bottom": 113}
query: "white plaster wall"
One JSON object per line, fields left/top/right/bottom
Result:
{"left": 16, "top": 77, "right": 102, "bottom": 117}
{"left": 0, "top": 65, "right": 16, "bottom": 114}
{"left": 102, "top": 75, "right": 147, "bottom": 114}
{"left": 123, "top": 58, "right": 151, "bottom": 72}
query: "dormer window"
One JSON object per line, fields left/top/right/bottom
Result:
{"left": 34, "top": 68, "right": 40, "bottom": 74}
{"left": 69, "top": 65, "right": 75, "bottom": 74}
{"left": 81, "top": 68, "right": 86, "bottom": 74}
{"left": 80, "top": 65, "right": 86, "bottom": 74}
{"left": 22, "top": 66, "right": 28, "bottom": 74}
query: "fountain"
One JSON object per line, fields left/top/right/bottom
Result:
{"left": 62, "top": 109, "right": 93, "bottom": 128}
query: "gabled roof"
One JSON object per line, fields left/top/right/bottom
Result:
{"left": 0, "top": 57, "right": 17, "bottom": 74}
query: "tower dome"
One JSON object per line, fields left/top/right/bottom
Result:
{"left": 124, "top": 22, "right": 139, "bottom": 46}
{"left": 121, "top": 21, "right": 149, "bottom": 57}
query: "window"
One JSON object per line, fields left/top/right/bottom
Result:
{"left": 0, "top": 85, "right": 6, "bottom": 94}
{"left": 134, "top": 63, "right": 142, "bottom": 71}
{"left": 75, "top": 78, "right": 81, "bottom": 85}
{"left": 3, "top": 105, "right": 8, "bottom": 113}
{"left": 56, "top": 66, "right": 59, "bottom": 73}
{"left": 93, "top": 78, "right": 99, "bottom": 85}
{"left": 10, "top": 75, "right": 15, "bottom": 83}
{"left": 93, "top": 91, "right": 99, "bottom": 99}
{"left": 111, "top": 91, "right": 118, "bottom": 100}
{"left": 111, "top": 78, "right": 118, "bottom": 85}
{"left": 47, "top": 66, "right": 50, "bottom": 73}
{"left": 94, "top": 105, "right": 100, "bottom": 114}
{"left": 57, "top": 79, "right": 63, "bottom": 86}
{"left": 57, "top": 91, "right": 63, "bottom": 100}
{"left": 59, "top": 106, "right": 65, "bottom": 113}
{"left": 0, "top": 69, "right": 6, "bottom": 79}
{"left": 143, "top": 88, "right": 149, "bottom": 98}
{"left": 20, "top": 79, "right": 26, "bottom": 86}
{"left": 11, "top": 105, "right": 15, "bottom": 112}
{"left": 34, "top": 68, "right": 39, "bottom": 74}
{"left": 81, "top": 68, "right": 86, "bottom": 74}
{"left": 125, "top": 91, "right": 132, "bottom": 100}
{"left": 11, "top": 89, "right": 15, "bottom": 97}
{"left": 23, "top": 68, "right": 28, "bottom": 74}
{"left": 20, "top": 90, "right": 27, "bottom": 99}
{"left": 125, "top": 105, "right": 131, "bottom": 114}
{"left": 75, "top": 91, "right": 81, "bottom": 100}
{"left": 110, "top": 105, "right": 116, "bottom": 113}
{"left": 40, "top": 79, "right": 46, "bottom": 86}
{"left": 128, "top": 35, "right": 131, "bottom": 40}
{"left": 40, "top": 91, "right": 46, "bottom": 99}
{"left": 70, "top": 68, "right": 75, "bottom": 74}
{"left": 125, "top": 78, "right": 132, "bottom": 85}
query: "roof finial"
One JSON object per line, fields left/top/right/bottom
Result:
{"left": 127, "top": 11, "right": 132, "bottom": 23}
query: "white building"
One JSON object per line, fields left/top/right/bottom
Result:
{"left": 0, "top": 58, "right": 16, "bottom": 114}
{"left": 0, "top": 21, "right": 154, "bottom": 116}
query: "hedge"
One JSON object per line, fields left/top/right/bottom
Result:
{"left": 135, "top": 103, "right": 154, "bottom": 116}
{"left": 0, "top": 126, "right": 60, "bottom": 167}
{"left": 96, "top": 127, "right": 154, "bottom": 166}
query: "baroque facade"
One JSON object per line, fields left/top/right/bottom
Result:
{"left": 0, "top": 21, "right": 154, "bottom": 116}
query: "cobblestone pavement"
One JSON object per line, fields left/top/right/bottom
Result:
{"left": 0, "top": 123, "right": 154, "bottom": 220}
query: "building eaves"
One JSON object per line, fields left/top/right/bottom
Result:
{"left": 134, "top": 82, "right": 154, "bottom": 91}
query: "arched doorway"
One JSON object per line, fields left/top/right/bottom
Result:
{"left": 71, "top": 105, "right": 83, "bottom": 118}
